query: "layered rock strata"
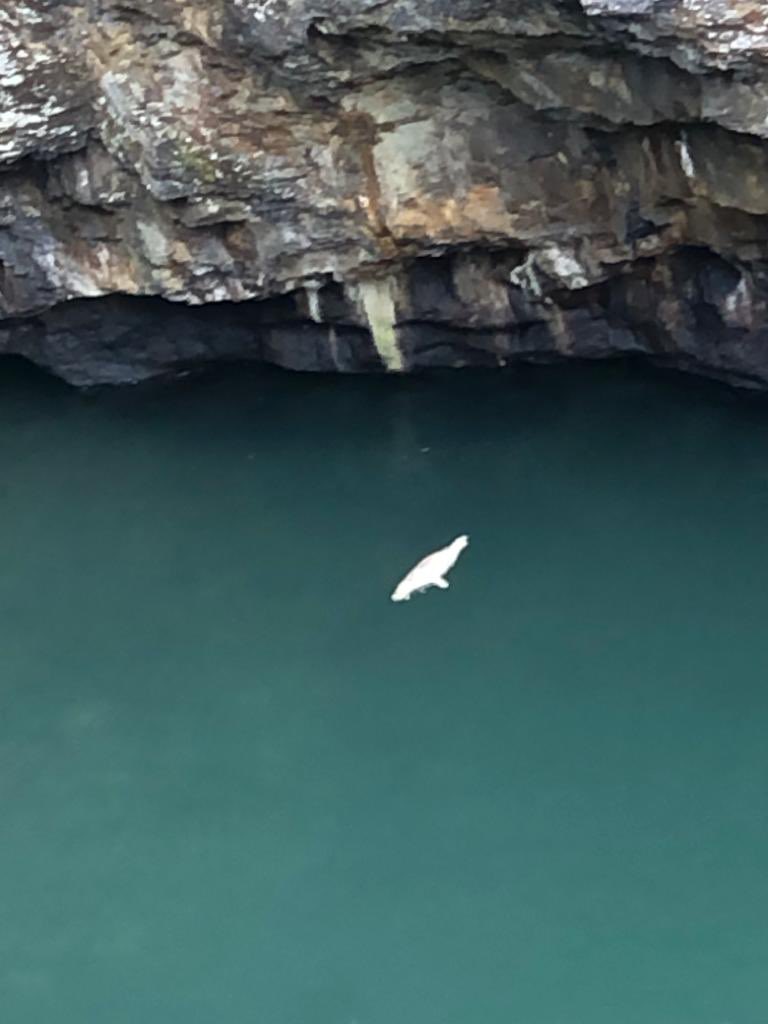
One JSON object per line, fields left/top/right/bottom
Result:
{"left": 3, "top": 0, "right": 768, "bottom": 385}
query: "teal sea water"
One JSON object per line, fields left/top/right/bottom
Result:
{"left": 2, "top": 358, "right": 768, "bottom": 1023}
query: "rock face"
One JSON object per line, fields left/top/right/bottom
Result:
{"left": 3, "top": 0, "right": 768, "bottom": 385}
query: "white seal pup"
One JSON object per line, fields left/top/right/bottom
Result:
{"left": 391, "top": 535, "right": 469, "bottom": 602}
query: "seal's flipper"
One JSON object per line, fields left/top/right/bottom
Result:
{"left": 435, "top": 577, "right": 449, "bottom": 589}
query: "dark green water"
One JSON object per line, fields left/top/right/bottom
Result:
{"left": 2, "top": 358, "right": 768, "bottom": 1023}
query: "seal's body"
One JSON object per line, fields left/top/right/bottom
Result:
{"left": 391, "top": 535, "right": 469, "bottom": 602}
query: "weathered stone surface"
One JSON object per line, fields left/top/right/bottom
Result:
{"left": 2, "top": 0, "right": 768, "bottom": 385}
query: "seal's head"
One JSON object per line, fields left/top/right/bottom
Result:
{"left": 453, "top": 534, "right": 469, "bottom": 551}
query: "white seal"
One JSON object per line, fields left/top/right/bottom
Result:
{"left": 390, "top": 535, "right": 469, "bottom": 602}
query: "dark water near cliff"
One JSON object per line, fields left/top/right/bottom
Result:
{"left": 2, "top": 358, "right": 768, "bottom": 1023}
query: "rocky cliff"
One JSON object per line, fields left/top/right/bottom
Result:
{"left": 3, "top": 0, "right": 768, "bottom": 385}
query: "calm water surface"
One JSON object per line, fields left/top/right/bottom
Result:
{"left": 1, "top": 359, "right": 768, "bottom": 1023}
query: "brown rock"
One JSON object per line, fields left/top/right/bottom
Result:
{"left": 2, "top": 0, "right": 768, "bottom": 385}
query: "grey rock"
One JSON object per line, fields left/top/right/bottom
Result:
{"left": 2, "top": 0, "right": 768, "bottom": 386}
